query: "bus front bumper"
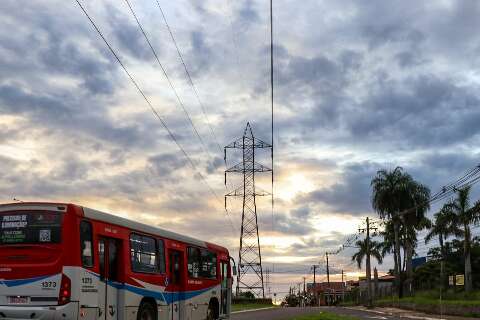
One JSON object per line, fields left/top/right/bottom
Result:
{"left": 0, "top": 302, "right": 78, "bottom": 320}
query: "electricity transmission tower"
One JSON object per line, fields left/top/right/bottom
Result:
{"left": 225, "top": 122, "right": 272, "bottom": 298}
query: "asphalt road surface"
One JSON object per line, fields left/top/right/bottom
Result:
{"left": 231, "top": 306, "right": 466, "bottom": 320}
{"left": 231, "top": 307, "right": 324, "bottom": 320}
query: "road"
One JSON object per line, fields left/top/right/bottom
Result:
{"left": 231, "top": 307, "right": 324, "bottom": 320}
{"left": 231, "top": 306, "right": 473, "bottom": 320}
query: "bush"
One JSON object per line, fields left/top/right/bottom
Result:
{"left": 232, "top": 298, "right": 272, "bottom": 305}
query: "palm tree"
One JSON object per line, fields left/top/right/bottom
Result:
{"left": 425, "top": 205, "right": 457, "bottom": 261}
{"left": 371, "top": 167, "right": 408, "bottom": 296}
{"left": 371, "top": 167, "right": 430, "bottom": 297}
{"left": 378, "top": 220, "right": 395, "bottom": 259}
{"left": 442, "top": 186, "right": 480, "bottom": 292}
{"left": 352, "top": 238, "right": 383, "bottom": 269}
{"left": 352, "top": 237, "right": 383, "bottom": 305}
{"left": 402, "top": 180, "right": 430, "bottom": 292}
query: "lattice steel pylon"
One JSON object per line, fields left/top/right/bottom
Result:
{"left": 224, "top": 122, "right": 272, "bottom": 298}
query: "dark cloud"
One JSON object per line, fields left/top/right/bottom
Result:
{"left": 297, "top": 162, "right": 379, "bottom": 216}
{"left": 0, "top": 84, "right": 156, "bottom": 148}
{"left": 206, "top": 156, "right": 224, "bottom": 174}
{"left": 148, "top": 153, "right": 188, "bottom": 177}
{"left": 53, "top": 156, "right": 89, "bottom": 181}
{"left": 187, "top": 31, "right": 214, "bottom": 76}
{"left": 291, "top": 206, "right": 310, "bottom": 219}
{"left": 38, "top": 33, "right": 116, "bottom": 95}
{"left": 264, "top": 212, "right": 316, "bottom": 236}
{"left": 295, "top": 151, "right": 480, "bottom": 218}
{"left": 288, "top": 235, "right": 344, "bottom": 257}
{"left": 106, "top": 4, "right": 155, "bottom": 62}
{"left": 394, "top": 51, "right": 425, "bottom": 68}
{"left": 256, "top": 208, "right": 315, "bottom": 237}
{"left": 362, "top": 24, "right": 425, "bottom": 50}
{"left": 238, "top": 0, "right": 260, "bottom": 25}
{"left": 348, "top": 75, "right": 480, "bottom": 147}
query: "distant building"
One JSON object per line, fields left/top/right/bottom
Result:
{"left": 307, "top": 282, "right": 346, "bottom": 306}
{"left": 358, "top": 274, "right": 394, "bottom": 298}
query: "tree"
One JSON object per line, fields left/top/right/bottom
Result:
{"left": 238, "top": 291, "right": 255, "bottom": 299}
{"left": 371, "top": 167, "right": 430, "bottom": 297}
{"left": 352, "top": 238, "right": 383, "bottom": 269}
{"left": 352, "top": 237, "right": 383, "bottom": 306}
{"left": 371, "top": 167, "right": 407, "bottom": 297}
{"left": 425, "top": 205, "right": 457, "bottom": 261}
{"left": 442, "top": 186, "right": 480, "bottom": 292}
{"left": 402, "top": 180, "right": 430, "bottom": 295}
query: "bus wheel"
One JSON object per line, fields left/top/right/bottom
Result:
{"left": 137, "top": 301, "right": 157, "bottom": 320}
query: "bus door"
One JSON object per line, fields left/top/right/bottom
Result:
{"left": 220, "top": 261, "right": 229, "bottom": 316}
{"left": 169, "top": 250, "right": 183, "bottom": 320}
{"left": 98, "top": 238, "right": 121, "bottom": 320}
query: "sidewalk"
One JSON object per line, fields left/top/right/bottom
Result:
{"left": 346, "top": 306, "right": 479, "bottom": 320}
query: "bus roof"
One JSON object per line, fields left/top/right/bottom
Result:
{"left": 0, "top": 202, "right": 228, "bottom": 253}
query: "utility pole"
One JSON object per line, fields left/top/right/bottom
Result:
{"left": 265, "top": 268, "right": 271, "bottom": 298}
{"left": 342, "top": 270, "right": 345, "bottom": 301}
{"left": 225, "top": 123, "right": 272, "bottom": 298}
{"left": 359, "top": 217, "right": 378, "bottom": 308}
{"left": 326, "top": 253, "right": 330, "bottom": 285}
{"left": 325, "top": 253, "right": 331, "bottom": 306}
{"left": 312, "top": 265, "right": 318, "bottom": 306}
{"left": 303, "top": 277, "right": 306, "bottom": 307}
{"left": 366, "top": 217, "right": 372, "bottom": 308}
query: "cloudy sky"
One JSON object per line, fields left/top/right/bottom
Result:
{"left": 2, "top": 0, "right": 480, "bottom": 297}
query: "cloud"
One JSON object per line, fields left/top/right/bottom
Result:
{"left": 105, "top": 3, "right": 156, "bottom": 62}
{"left": 148, "top": 153, "right": 188, "bottom": 177}
{"left": 187, "top": 31, "right": 214, "bottom": 76}
{"left": 0, "top": 84, "right": 155, "bottom": 148}
{"left": 297, "top": 162, "right": 377, "bottom": 216}
{"left": 347, "top": 75, "right": 480, "bottom": 147}
{"left": 258, "top": 211, "right": 315, "bottom": 236}
{"left": 3, "top": 0, "right": 480, "bottom": 288}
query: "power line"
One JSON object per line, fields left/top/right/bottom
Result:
{"left": 397, "top": 165, "right": 480, "bottom": 218}
{"left": 74, "top": 0, "right": 237, "bottom": 235}
{"left": 122, "top": 0, "right": 215, "bottom": 165}
{"left": 153, "top": 0, "right": 223, "bottom": 156}
{"left": 272, "top": 269, "right": 312, "bottom": 274}
{"left": 269, "top": 0, "right": 276, "bottom": 291}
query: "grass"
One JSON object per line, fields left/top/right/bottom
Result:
{"left": 377, "top": 296, "right": 479, "bottom": 307}
{"left": 231, "top": 303, "right": 273, "bottom": 312}
{"left": 376, "top": 289, "right": 480, "bottom": 307}
{"left": 288, "top": 311, "right": 360, "bottom": 320}
{"left": 415, "top": 289, "right": 480, "bottom": 301}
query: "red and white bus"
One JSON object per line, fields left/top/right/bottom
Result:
{"left": 0, "top": 202, "right": 234, "bottom": 320}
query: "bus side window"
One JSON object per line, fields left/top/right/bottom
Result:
{"left": 99, "top": 240, "right": 105, "bottom": 281}
{"left": 130, "top": 233, "right": 158, "bottom": 273}
{"left": 80, "top": 220, "right": 93, "bottom": 267}
{"left": 187, "top": 247, "right": 217, "bottom": 279}
{"left": 157, "top": 239, "right": 166, "bottom": 274}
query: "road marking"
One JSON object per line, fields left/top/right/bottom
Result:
{"left": 367, "top": 316, "right": 388, "bottom": 319}
{"left": 403, "top": 316, "right": 443, "bottom": 320}
{"left": 231, "top": 307, "right": 275, "bottom": 314}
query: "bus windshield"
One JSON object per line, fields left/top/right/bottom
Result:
{"left": 0, "top": 211, "right": 62, "bottom": 244}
